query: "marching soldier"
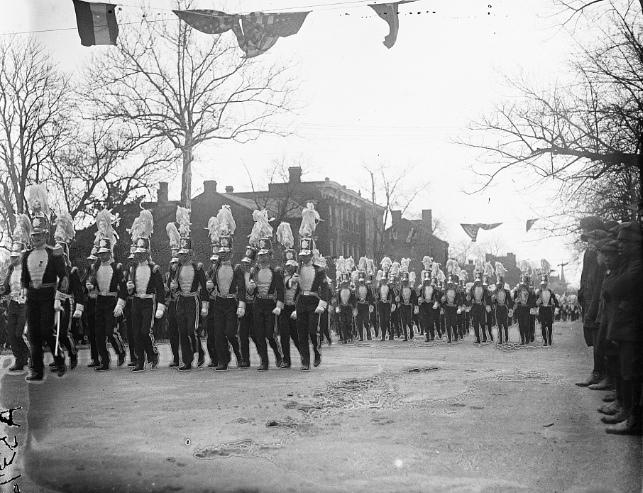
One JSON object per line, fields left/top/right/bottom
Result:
{"left": 0, "top": 215, "right": 31, "bottom": 372}
{"left": 291, "top": 203, "right": 328, "bottom": 371}
{"left": 536, "top": 260, "right": 559, "bottom": 346}
{"left": 248, "top": 236, "right": 284, "bottom": 371}
{"left": 203, "top": 217, "right": 221, "bottom": 368}
{"left": 492, "top": 262, "right": 514, "bottom": 344}
{"left": 277, "top": 222, "right": 300, "bottom": 368}
{"left": 335, "top": 266, "right": 356, "bottom": 344}
{"left": 168, "top": 207, "right": 208, "bottom": 371}
{"left": 390, "top": 262, "right": 402, "bottom": 338}
{"left": 123, "top": 245, "right": 139, "bottom": 367}
{"left": 399, "top": 259, "right": 418, "bottom": 341}
{"left": 376, "top": 257, "right": 394, "bottom": 341}
{"left": 482, "top": 262, "right": 495, "bottom": 342}
{"left": 238, "top": 243, "right": 258, "bottom": 368}
{"left": 469, "top": 260, "right": 491, "bottom": 344}
{"left": 433, "top": 265, "right": 445, "bottom": 339}
{"left": 207, "top": 206, "right": 246, "bottom": 371}
{"left": 367, "top": 260, "right": 379, "bottom": 339}
{"left": 418, "top": 257, "right": 436, "bottom": 341}
{"left": 166, "top": 222, "right": 181, "bottom": 367}
{"left": 115, "top": 209, "right": 163, "bottom": 372}
{"left": 51, "top": 212, "right": 83, "bottom": 371}
{"left": 513, "top": 263, "right": 537, "bottom": 345}
{"left": 354, "top": 257, "right": 374, "bottom": 341}
{"left": 87, "top": 210, "right": 126, "bottom": 371}
{"left": 84, "top": 245, "right": 99, "bottom": 367}
{"left": 441, "top": 259, "right": 462, "bottom": 343}
{"left": 457, "top": 269, "right": 469, "bottom": 340}
{"left": 22, "top": 185, "right": 68, "bottom": 381}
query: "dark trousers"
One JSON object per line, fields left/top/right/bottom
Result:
{"left": 254, "top": 298, "right": 282, "bottom": 367}
{"left": 279, "top": 305, "right": 300, "bottom": 365}
{"left": 296, "top": 297, "right": 321, "bottom": 366}
{"left": 378, "top": 303, "right": 392, "bottom": 340}
{"left": 213, "top": 298, "right": 241, "bottom": 367}
{"left": 26, "top": 295, "right": 61, "bottom": 373}
{"left": 370, "top": 304, "right": 379, "bottom": 337}
{"left": 432, "top": 308, "right": 443, "bottom": 337}
{"left": 496, "top": 305, "right": 509, "bottom": 343}
{"left": 239, "top": 302, "right": 256, "bottom": 365}
{"left": 456, "top": 312, "right": 465, "bottom": 339}
{"left": 419, "top": 304, "right": 433, "bottom": 339}
{"left": 85, "top": 296, "right": 98, "bottom": 362}
{"left": 167, "top": 299, "right": 179, "bottom": 364}
{"left": 320, "top": 310, "right": 332, "bottom": 344}
{"left": 131, "top": 298, "right": 158, "bottom": 365}
{"left": 444, "top": 306, "right": 458, "bottom": 342}
{"left": 176, "top": 296, "right": 198, "bottom": 366}
{"left": 471, "top": 305, "right": 486, "bottom": 343}
{"left": 484, "top": 310, "right": 494, "bottom": 341}
{"left": 205, "top": 303, "right": 220, "bottom": 367}
{"left": 125, "top": 298, "right": 137, "bottom": 363}
{"left": 95, "top": 296, "right": 124, "bottom": 365}
{"left": 392, "top": 307, "right": 401, "bottom": 337}
{"left": 356, "top": 303, "right": 371, "bottom": 340}
{"left": 339, "top": 306, "right": 353, "bottom": 342}
{"left": 400, "top": 305, "right": 414, "bottom": 340}
{"left": 7, "top": 301, "right": 29, "bottom": 366}
{"left": 59, "top": 299, "right": 77, "bottom": 357}
{"left": 515, "top": 306, "right": 531, "bottom": 344}
{"left": 539, "top": 308, "right": 554, "bottom": 345}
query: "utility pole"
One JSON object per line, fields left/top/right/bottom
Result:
{"left": 558, "top": 261, "right": 568, "bottom": 284}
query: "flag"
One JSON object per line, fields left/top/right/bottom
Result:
{"left": 369, "top": 0, "right": 415, "bottom": 48}
{"left": 173, "top": 10, "right": 309, "bottom": 58}
{"left": 233, "top": 11, "right": 310, "bottom": 58}
{"left": 526, "top": 218, "right": 538, "bottom": 232}
{"left": 72, "top": 0, "right": 119, "bottom": 47}
{"left": 460, "top": 223, "right": 502, "bottom": 242}
{"left": 172, "top": 10, "right": 237, "bottom": 35}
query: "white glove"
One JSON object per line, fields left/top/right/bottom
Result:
{"left": 170, "top": 280, "right": 178, "bottom": 291}
{"left": 335, "top": 306, "right": 341, "bottom": 314}
{"left": 73, "top": 310, "right": 82, "bottom": 318}
{"left": 54, "top": 299, "right": 63, "bottom": 312}
{"left": 315, "top": 306, "right": 325, "bottom": 314}
{"left": 391, "top": 304, "right": 396, "bottom": 312}
{"left": 206, "top": 280, "right": 215, "bottom": 291}
{"left": 155, "top": 304, "right": 165, "bottom": 319}
{"left": 247, "top": 280, "right": 257, "bottom": 292}
{"left": 114, "top": 304, "right": 124, "bottom": 318}
{"left": 126, "top": 281, "right": 135, "bottom": 293}
{"left": 290, "top": 310, "right": 297, "bottom": 320}
{"left": 509, "top": 309, "right": 514, "bottom": 318}
{"left": 237, "top": 306, "right": 245, "bottom": 318}
{"left": 85, "top": 282, "right": 94, "bottom": 292}
{"left": 433, "top": 302, "right": 439, "bottom": 309}
{"left": 457, "top": 308, "right": 462, "bottom": 315}
{"left": 272, "top": 307, "right": 282, "bottom": 316}
{"left": 555, "top": 308, "right": 560, "bottom": 315}
{"left": 201, "top": 301, "right": 209, "bottom": 317}
{"left": 414, "top": 306, "right": 419, "bottom": 315}
{"left": 440, "top": 309, "right": 444, "bottom": 315}
{"left": 352, "top": 309, "right": 358, "bottom": 317}
{"left": 418, "top": 297, "right": 424, "bottom": 304}
{"left": 486, "top": 305, "right": 491, "bottom": 313}
{"left": 369, "top": 305, "right": 374, "bottom": 313}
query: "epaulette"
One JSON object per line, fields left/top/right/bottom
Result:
{"left": 52, "top": 246, "right": 63, "bottom": 257}
{"left": 71, "top": 266, "right": 78, "bottom": 275}
{"left": 152, "top": 264, "right": 160, "bottom": 273}
{"left": 116, "top": 263, "right": 123, "bottom": 270}
{"left": 197, "top": 262, "right": 204, "bottom": 270}
{"left": 274, "top": 266, "right": 283, "bottom": 275}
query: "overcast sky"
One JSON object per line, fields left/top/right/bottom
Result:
{"left": 2, "top": 0, "right": 597, "bottom": 285}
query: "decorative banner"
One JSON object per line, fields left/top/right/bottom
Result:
{"left": 460, "top": 222, "right": 502, "bottom": 242}
{"left": 369, "top": 0, "right": 415, "bottom": 48}
{"left": 72, "top": 0, "right": 119, "bottom": 47}
{"left": 526, "top": 218, "right": 538, "bottom": 232}
{"left": 173, "top": 10, "right": 310, "bottom": 58}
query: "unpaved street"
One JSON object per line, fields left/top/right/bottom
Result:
{"left": 1, "top": 321, "right": 641, "bottom": 493}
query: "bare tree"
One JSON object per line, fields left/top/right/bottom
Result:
{"left": 363, "top": 161, "right": 431, "bottom": 260}
{"left": 0, "top": 36, "right": 72, "bottom": 233}
{"left": 460, "top": 2, "right": 642, "bottom": 231}
{"left": 83, "top": 2, "right": 299, "bottom": 208}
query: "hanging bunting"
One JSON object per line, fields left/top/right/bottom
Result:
{"left": 369, "top": 0, "right": 415, "bottom": 48}
{"left": 460, "top": 223, "right": 502, "bottom": 242}
{"left": 173, "top": 9, "right": 310, "bottom": 58}
{"left": 72, "top": 0, "right": 119, "bottom": 47}
{"left": 526, "top": 218, "right": 538, "bottom": 232}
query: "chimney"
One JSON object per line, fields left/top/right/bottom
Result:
{"left": 422, "top": 209, "right": 433, "bottom": 233}
{"left": 203, "top": 180, "right": 217, "bottom": 195}
{"left": 225, "top": 185, "right": 234, "bottom": 193}
{"left": 391, "top": 210, "right": 402, "bottom": 225}
{"left": 158, "top": 182, "right": 168, "bottom": 203}
{"left": 288, "top": 166, "right": 302, "bottom": 184}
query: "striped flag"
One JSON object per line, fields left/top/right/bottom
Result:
{"left": 173, "top": 10, "right": 237, "bottom": 35}
{"left": 460, "top": 223, "right": 502, "bottom": 242}
{"left": 72, "top": 0, "right": 119, "bottom": 47}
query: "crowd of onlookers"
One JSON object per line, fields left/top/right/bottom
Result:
{"left": 575, "top": 213, "right": 642, "bottom": 436}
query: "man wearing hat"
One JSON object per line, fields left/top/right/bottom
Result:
{"left": 247, "top": 237, "right": 284, "bottom": 370}
{"left": 238, "top": 244, "right": 258, "bottom": 368}
{"left": 0, "top": 215, "right": 31, "bottom": 372}
{"left": 354, "top": 265, "right": 374, "bottom": 341}
{"left": 21, "top": 208, "right": 69, "bottom": 381}
{"left": 492, "top": 263, "right": 514, "bottom": 345}
{"left": 513, "top": 271, "right": 536, "bottom": 345}
{"left": 418, "top": 261, "right": 437, "bottom": 342}
{"left": 469, "top": 264, "right": 490, "bottom": 344}
{"left": 279, "top": 246, "right": 301, "bottom": 368}
{"left": 83, "top": 245, "right": 100, "bottom": 367}
{"left": 441, "top": 268, "right": 462, "bottom": 343}
{"left": 123, "top": 245, "right": 139, "bottom": 367}
{"left": 536, "top": 267, "right": 559, "bottom": 347}
{"left": 398, "top": 261, "right": 418, "bottom": 341}
{"left": 335, "top": 270, "right": 356, "bottom": 344}
{"left": 115, "top": 210, "right": 163, "bottom": 372}
{"left": 601, "top": 223, "right": 643, "bottom": 435}
{"left": 291, "top": 236, "right": 329, "bottom": 370}
{"left": 168, "top": 234, "right": 208, "bottom": 371}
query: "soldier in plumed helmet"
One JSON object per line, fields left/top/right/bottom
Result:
{"left": 398, "top": 258, "right": 418, "bottom": 341}
{"left": 417, "top": 256, "right": 436, "bottom": 341}
{"left": 167, "top": 207, "right": 208, "bottom": 371}
{"left": 21, "top": 185, "right": 69, "bottom": 381}
{"left": 441, "top": 259, "right": 462, "bottom": 343}
{"left": 457, "top": 268, "right": 469, "bottom": 340}
{"left": 238, "top": 241, "right": 258, "bottom": 368}
{"left": 290, "top": 203, "right": 328, "bottom": 370}
{"left": 536, "top": 260, "right": 559, "bottom": 346}
{"left": 469, "top": 259, "right": 491, "bottom": 344}
{"left": 513, "top": 261, "right": 537, "bottom": 345}
{"left": 482, "top": 261, "right": 496, "bottom": 342}
{"left": 0, "top": 215, "right": 31, "bottom": 372}
{"left": 247, "top": 210, "right": 285, "bottom": 371}
{"left": 123, "top": 244, "right": 139, "bottom": 367}
{"left": 115, "top": 209, "right": 164, "bottom": 371}
{"left": 84, "top": 244, "right": 100, "bottom": 367}
{"left": 335, "top": 257, "right": 356, "bottom": 344}
{"left": 86, "top": 209, "right": 127, "bottom": 372}
{"left": 165, "top": 222, "right": 181, "bottom": 367}
{"left": 203, "top": 216, "right": 221, "bottom": 368}
{"left": 206, "top": 206, "right": 246, "bottom": 371}
{"left": 492, "top": 262, "right": 514, "bottom": 344}
{"left": 354, "top": 257, "right": 374, "bottom": 341}
{"left": 277, "top": 222, "right": 301, "bottom": 368}
{"left": 376, "top": 257, "right": 394, "bottom": 341}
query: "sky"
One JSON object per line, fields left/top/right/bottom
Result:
{"left": 1, "top": 0, "right": 596, "bottom": 286}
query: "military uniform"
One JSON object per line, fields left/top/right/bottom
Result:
{"left": 1, "top": 251, "right": 29, "bottom": 371}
